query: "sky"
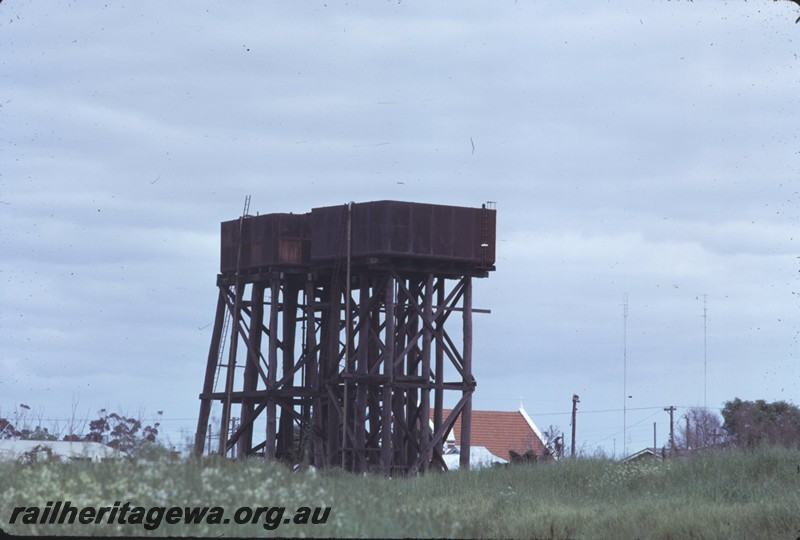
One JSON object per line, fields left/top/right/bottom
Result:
{"left": 1, "top": 1, "right": 799, "bottom": 458}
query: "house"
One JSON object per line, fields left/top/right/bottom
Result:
{"left": 0, "top": 440, "right": 127, "bottom": 463}
{"left": 442, "top": 445, "right": 507, "bottom": 470}
{"left": 621, "top": 448, "right": 663, "bottom": 463}
{"left": 437, "top": 406, "right": 551, "bottom": 464}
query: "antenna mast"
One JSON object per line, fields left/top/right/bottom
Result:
{"left": 703, "top": 294, "right": 707, "bottom": 409}
{"left": 623, "top": 292, "right": 628, "bottom": 457}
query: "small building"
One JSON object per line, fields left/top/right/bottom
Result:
{"left": 621, "top": 448, "right": 663, "bottom": 463}
{"left": 442, "top": 445, "right": 507, "bottom": 470}
{"left": 0, "top": 440, "right": 127, "bottom": 463}
{"left": 438, "top": 406, "right": 551, "bottom": 464}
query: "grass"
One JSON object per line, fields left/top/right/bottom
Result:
{"left": 1, "top": 446, "right": 799, "bottom": 538}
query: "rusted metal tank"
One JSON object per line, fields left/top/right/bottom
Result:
{"left": 220, "top": 213, "right": 310, "bottom": 273}
{"left": 310, "top": 201, "right": 495, "bottom": 267}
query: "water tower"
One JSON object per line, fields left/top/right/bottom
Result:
{"left": 193, "top": 200, "right": 495, "bottom": 475}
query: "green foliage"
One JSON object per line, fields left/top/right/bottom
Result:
{"left": 16, "top": 426, "right": 58, "bottom": 442}
{"left": 0, "top": 407, "right": 163, "bottom": 458}
{"left": 542, "top": 424, "right": 564, "bottom": 458}
{"left": 0, "top": 420, "right": 58, "bottom": 442}
{"left": 508, "top": 449, "right": 540, "bottom": 464}
{"left": 83, "top": 409, "right": 160, "bottom": 455}
{"left": 2, "top": 446, "right": 799, "bottom": 538}
{"left": 722, "top": 398, "right": 800, "bottom": 449}
{"left": 0, "top": 418, "right": 15, "bottom": 439}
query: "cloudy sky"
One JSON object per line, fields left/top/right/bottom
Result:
{"left": 2, "top": 1, "right": 799, "bottom": 457}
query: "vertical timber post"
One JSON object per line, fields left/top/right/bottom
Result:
{"left": 419, "top": 273, "right": 433, "bottom": 472}
{"left": 393, "top": 282, "right": 407, "bottom": 469}
{"left": 459, "top": 276, "right": 473, "bottom": 471}
{"left": 354, "top": 274, "right": 369, "bottom": 473}
{"left": 367, "top": 288, "right": 382, "bottom": 469}
{"left": 341, "top": 203, "right": 352, "bottom": 469}
{"left": 326, "top": 275, "right": 341, "bottom": 467}
{"left": 433, "top": 277, "right": 444, "bottom": 446}
{"left": 306, "top": 275, "right": 323, "bottom": 468}
{"left": 239, "top": 282, "right": 265, "bottom": 457}
{"left": 381, "top": 274, "right": 395, "bottom": 476}
{"left": 405, "top": 278, "right": 420, "bottom": 467}
{"left": 220, "top": 281, "right": 244, "bottom": 455}
{"left": 265, "top": 278, "right": 279, "bottom": 460}
{"left": 278, "top": 280, "right": 298, "bottom": 459}
{"left": 194, "top": 288, "right": 227, "bottom": 455}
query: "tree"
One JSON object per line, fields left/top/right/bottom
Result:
{"left": 0, "top": 418, "right": 15, "bottom": 439}
{"left": 508, "top": 449, "right": 540, "bottom": 464}
{"left": 0, "top": 418, "right": 59, "bottom": 441}
{"left": 17, "top": 426, "right": 58, "bottom": 441}
{"left": 82, "top": 409, "right": 161, "bottom": 454}
{"left": 721, "top": 398, "right": 800, "bottom": 449}
{"left": 542, "top": 424, "right": 564, "bottom": 458}
{"left": 676, "top": 407, "right": 724, "bottom": 451}
{"left": 1, "top": 406, "right": 164, "bottom": 457}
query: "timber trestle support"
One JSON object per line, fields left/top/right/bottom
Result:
{"left": 193, "top": 201, "right": 494, "bottom": 475}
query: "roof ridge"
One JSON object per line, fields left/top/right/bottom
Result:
{"left": 517, "top": 406, "right": 546, "bottom": 446}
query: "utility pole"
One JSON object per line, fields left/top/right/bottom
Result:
{"left": 653, "top": 422, "right": 657, "bottom": 454}
{"left": 664, "top": 406, "right": 676, "bottom": 454}
{"left": 685, "top": 415, "right": 691, "bottom": 452}
{"left": 230, "top": 417, "right": 238, "bottom": 459}
{"left": 571, "top": 394, "right": 580, "bottom": 458}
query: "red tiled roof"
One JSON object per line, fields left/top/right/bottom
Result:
{"left": 439, "top": 409, "right": 547, "bottom": 461}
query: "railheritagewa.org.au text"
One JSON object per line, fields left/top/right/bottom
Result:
{"left": 8, "top": 500, "right": 331, "bottom": 531}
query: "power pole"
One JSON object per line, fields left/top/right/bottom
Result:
{"left": 664, "top": 406, "right": 676, "bottom": 454}
{"left": 571, "top": 394, "right": 580, "bottom": 458}
{"left": 653, "top": 422, "right": 657, "bottom": 454}
{"left": 685, "top": 415, "right": 691, "bottom": 452}
{"left": 230, "top": 417, "right": 238, "bottom": 459}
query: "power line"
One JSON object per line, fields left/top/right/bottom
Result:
{"left": 8, "top": 405, "right": 726, "bottom": 424}
{"left": 481, "top": 404, "right": 724, "bottom": 418}
{"left": 586, "top": 409, "right": 662, "bottom": 447}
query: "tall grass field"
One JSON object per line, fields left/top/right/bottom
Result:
{"left": 1, "top": 446, "right": 799, "bottom": 538}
